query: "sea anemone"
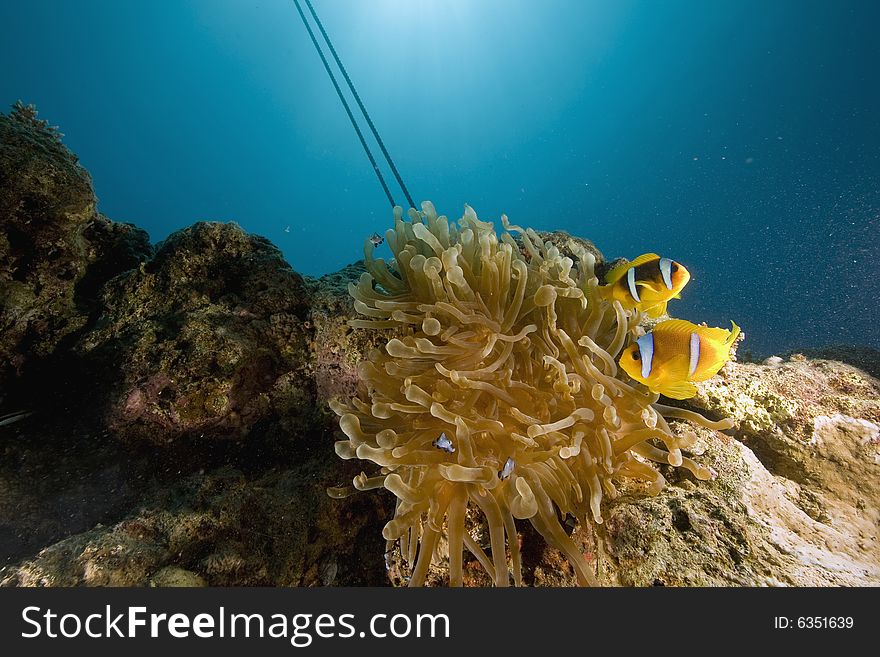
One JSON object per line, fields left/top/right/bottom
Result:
{"left": 330, "top": 202, "right": 732, "bottom": 586}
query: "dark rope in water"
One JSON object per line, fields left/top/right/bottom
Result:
{"left": 291, "top": 0, "right": 396, "bottom": 208}
{"left": 303, "top": 0, "right": 417, "bottom": 211}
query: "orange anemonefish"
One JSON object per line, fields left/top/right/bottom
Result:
{"left": 619, "top": 319, "right": 741, "bottom": 399}
{"left": 601, "top": 253, "right": 691, "bottom": 318}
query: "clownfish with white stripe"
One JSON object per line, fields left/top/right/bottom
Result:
{"left": 619, "top": 319, "right": 741, "bottom": 399}
{"left": 601, "top": 253, "right": 691, "bottom": 318}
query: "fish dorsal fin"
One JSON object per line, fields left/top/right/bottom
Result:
{"left": 604, "top": 253, "right": 661, "bottom": 284}
{"left": 652, "top": 319, "right": 698, "bottom": 334}
{"left": 654, "top": 319, "right": 732, "bottom": 343}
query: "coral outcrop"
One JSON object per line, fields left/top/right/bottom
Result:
{"left": 305, "top": 261, "right": 391, "bottom": 411}
{"left": 1, "top": 464, "right": 388, "bottom": 587}
{"left": 1, "top": 102, "right": 151, "bottom": 565}
{"left": 0, "top": 102, "right": 150, "bottom": 387}
{"left": 75, "top": 221, "right": 315, "bottom": 446}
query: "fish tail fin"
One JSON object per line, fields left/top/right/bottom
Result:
{"left": 726, "top": 320, "right": 742, "bottom": 346}
{"left": 603, "top": 253, "right": 660, "bottom": 284}
{"left": 694, "top": 321, "right": 741, "bottom": 379}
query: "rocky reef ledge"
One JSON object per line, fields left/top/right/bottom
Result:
{"left": 1, "top": 104, "right": 877, "bottom": 586}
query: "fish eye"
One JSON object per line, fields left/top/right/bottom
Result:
{"left": 671, "top": 262, "right": 679, "bottom": 272}
{"left": 632, "top": 350, "right": 640, "bottom": 360}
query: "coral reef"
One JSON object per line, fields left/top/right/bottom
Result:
{"left": 329, "top": 203, "right": 730, "bottom": 586}
{"left": 0, "top": 103, "right": 400, "bottom": 587}
{"left": 1, "top": 104, "right": 877, "bottom": 588}
{"left": 4, "top": 353, "right": 876, "bottom": 588}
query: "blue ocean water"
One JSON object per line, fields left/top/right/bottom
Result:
{"left": 1, "top": 0, "right": 877, "bottom": 356}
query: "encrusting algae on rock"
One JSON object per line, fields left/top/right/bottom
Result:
{"left": 329, "top": 202, "right": 736, "bottom": 586}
